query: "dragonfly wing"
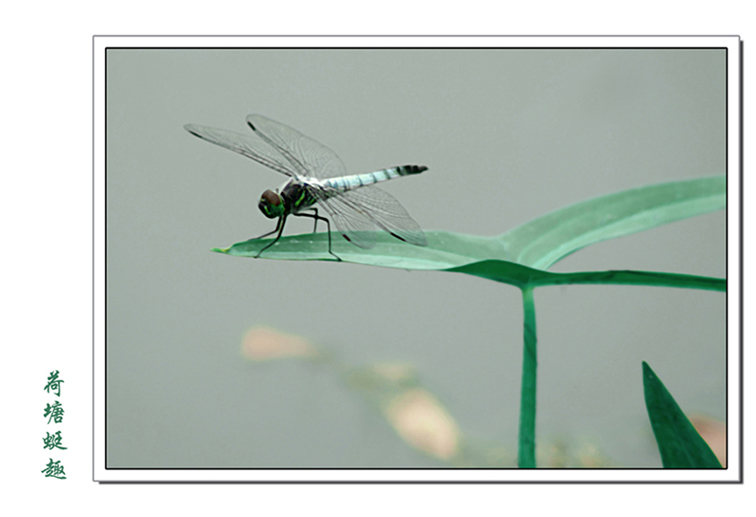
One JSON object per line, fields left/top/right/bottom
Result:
{"left": 315, "top": 184, "right": 427, "bottom": 248}
{"left": 342, "top": 185, "right": 428, "bottom": 247}
{"left": 246, "top": 115, "right": 347, "bottom": 180}
{"left": 309, "top": 187, "right": 378, "bottom": 249}
{"left": 184, "top": 124, "right": 299, "bottom": 177}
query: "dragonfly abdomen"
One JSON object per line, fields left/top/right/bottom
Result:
{"left": 323, "top": 165, "right": 427, "bottom": 192}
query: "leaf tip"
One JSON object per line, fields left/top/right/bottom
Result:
{"left": 642, "top": 361, "right": 658, "bottom": 384}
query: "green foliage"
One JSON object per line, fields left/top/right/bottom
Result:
{"left": 216, "top": 175, "right": 725, "bottom": 291}
{"left": 504, "top": 175, "right": 725, "bottom": 270}
{"left": 642, "top": 362, "right": 722, "bottom": 468}
{"left": 222, "top": 175, "right": 726, "bottom": 468}
{"left": 216, "top": 175, "right": 724, "bottom": 271}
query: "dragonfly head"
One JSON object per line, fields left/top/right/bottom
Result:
{"left": 259, "top": 190, "right": 284, "bottom": 219}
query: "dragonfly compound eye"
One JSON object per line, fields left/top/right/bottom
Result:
{"left": 259, "top": 190, "right": 283, "bottom": 218}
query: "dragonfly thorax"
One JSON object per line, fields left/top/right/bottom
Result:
{"left": 258, "top": 189, "right": 284, "bottom": 219}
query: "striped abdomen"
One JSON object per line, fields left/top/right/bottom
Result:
{"left": 323, "top": 165, "right": 427, "bottom": 192}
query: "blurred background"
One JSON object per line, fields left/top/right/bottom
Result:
{"left": 106, "top": 48, "right": 725, "bottom": 468}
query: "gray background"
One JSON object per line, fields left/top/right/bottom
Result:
{"left": 106, "top": 48, "right": 726, "bottom": 468}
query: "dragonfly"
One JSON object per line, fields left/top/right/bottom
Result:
{"left": 184, "top": 114, "right": 428, "bottom": 260}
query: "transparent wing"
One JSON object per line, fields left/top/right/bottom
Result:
{"left": 304, "top": 185, "right": 376, "bottom": 249}
{"left": 313, "top": 184, "right": 427, "bottom": 248}
{"left": 184, "top": 123, "right": 301, "bottom": 178}
{"left": 246, "top": 115, "right": 347, "bottom": 180}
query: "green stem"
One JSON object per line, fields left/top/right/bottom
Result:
{"left": 533, "top": 269, "right": 725, "bottom": 292}
{"left": 447, "top": 261, "right": 726, "bottom": 293}
{"left": 518, "top": 286, "right": 537, "bottom": 468}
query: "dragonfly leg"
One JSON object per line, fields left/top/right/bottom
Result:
{"left": 252, "top": 220, "right": 281, "bottom": 241}
{"left": 293, "top": 211, "right": 341, "bottom": 261}
{"left": 254, "top": 216, "right": 287, "bottom": 258}
{"left": 303, "top": 207, "right": 320, "bottom": 233}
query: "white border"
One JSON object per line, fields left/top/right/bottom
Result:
{"left": 93, "top": 35, "right": 741, "bottom": 483}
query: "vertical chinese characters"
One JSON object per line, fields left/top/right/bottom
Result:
{"left": 41, "top": 370, "right": 66, "bottom": 479}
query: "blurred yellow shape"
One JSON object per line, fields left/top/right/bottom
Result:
{"left": 574, "top": 442, "right": 609, "bottom": 468}
{"left": 383, "top": 388, "right": 461, "bottom": 461}
{"left": 371, "top": 363, "right": 416, "bottom": 384}
{"left": 241, "top": 326, "right": 318, "bottom": 361}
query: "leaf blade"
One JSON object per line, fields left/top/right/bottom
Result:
{"left": 214, "top": 176, "right": 726, "bottom": 292}
{"left": 501, "top": 175, "right": 725, "bottom": 270}
{"left": 642, "top": 361, "right": 722, "bottom": 468}
{"left": 214, "top": 230, "right": 509, "bottom": 270}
